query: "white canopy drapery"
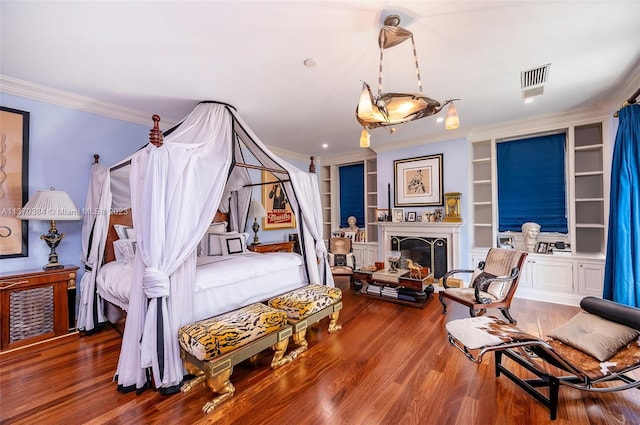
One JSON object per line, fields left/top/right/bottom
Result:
{"left": 106, "top": 102, "right": 332, "bottom": 391}
{"left": 76, "top": 162, "right": 111, "bottom": 331}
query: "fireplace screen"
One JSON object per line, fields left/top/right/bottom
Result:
{"left": 390, "top": 236, "right": 448, "bottom": 279}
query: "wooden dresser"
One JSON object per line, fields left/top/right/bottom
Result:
{"left": 0, "top": 265, "right": 78, "bottom": 352}
{"left": 247, "top": 241, "right": 295, "bottom": 253}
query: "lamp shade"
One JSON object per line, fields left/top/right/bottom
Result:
{"left": 17, "top": 188, "right": 81, "bottom": 221}
{"left": 445, "top": 103, "right": 460, "bottom": 130}
{"left": 248, "top": 199, "right": 267, "bottom": 218}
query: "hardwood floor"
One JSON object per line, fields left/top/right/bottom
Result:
{"left": 2, "top": 282, "right": 639, "bottom": 425}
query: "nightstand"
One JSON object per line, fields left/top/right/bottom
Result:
{"left": 0, "top": 265, "right": 79, "bottom": 351}
{"left": 247, "top": 241, "right": 295, "bottom": 253}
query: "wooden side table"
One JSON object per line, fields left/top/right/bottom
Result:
{"left": 0, "top": 265, "right": 79, "bottom": 351}
{"left": 247, "top": 241, "right": 295, "bottom": 253}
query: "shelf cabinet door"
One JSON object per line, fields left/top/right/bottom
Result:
{"left": 529, "top": 258, "right": 574, "bottom": 293}
{"left": 577, "top": 261, "right": 604, "bottom": 297}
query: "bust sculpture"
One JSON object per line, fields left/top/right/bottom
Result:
{"left": 521, "top": 222, "right": 541, "bottom": 252}
{"left": 344, "top": 216, "right": 359, "bottom": 233}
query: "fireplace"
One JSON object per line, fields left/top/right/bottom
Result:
{"left": 391, "top": 235, "right": 448, "bottom": 279}
{"left": 379, "top": 221, "right": 463, "bottom": 280}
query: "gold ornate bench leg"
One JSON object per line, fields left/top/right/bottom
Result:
{"left": 328, "top": 311, "right": 342, "bottom": 333}
{"left": 180, "top": 360, "right": 206, "bottom": 393}
{"left": 202, "top": 368, "right": 235, "bottom": 414}
{"left": 270, "top": 338, "right": 291, "bottom": 369}
{"left": 286, "top": 329, "right": 309, "bottom": 361}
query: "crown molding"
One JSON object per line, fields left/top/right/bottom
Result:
{"left": 317, "top": 149, "right": 377, "bottom": 166}
{"left": 267, "top": 146, "right": 312, "bottom": 164}
{"left": 0, "top": 75, "right": 174, "bottom": 127}
{"left": 467, "top": 106, "right": 610, "bottom": 142}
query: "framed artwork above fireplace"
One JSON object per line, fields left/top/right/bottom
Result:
{"left": 394, "top": 154, "right": 443, "bottom": 207}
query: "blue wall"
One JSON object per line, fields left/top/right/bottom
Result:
{"left": 0, "top": 93, "right": 149, "bottom": 281}
{"left": 376, "top": 137, "right": 471, "bottom": 268}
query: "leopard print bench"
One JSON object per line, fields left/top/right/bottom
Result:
{"left": 268, "top": 284, "right": 342, "bottom": 360}
{"left": 178, "top": 303, "right": 293, "bottom": 414}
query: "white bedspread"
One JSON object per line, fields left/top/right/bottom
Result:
{"left": 96, "top": 251, "right": 307, "bottom": 320}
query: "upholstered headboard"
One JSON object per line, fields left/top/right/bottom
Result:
{"left": 104, "top": 209, "right": 230, "bottom": 263}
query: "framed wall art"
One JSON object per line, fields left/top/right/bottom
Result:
{"left": 392, "top": 208, "right": 405, "bottom": 222}
{"left": 0, "top": 106, "right": 29, "bottom": 258}
{"left": 261, "top": 171, "right": 296, "bottom": 230}
{"left": 394, "top": 154, "right": 443, "bottom": 207}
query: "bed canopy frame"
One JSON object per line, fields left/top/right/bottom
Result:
{"left": 77, "top": 101, "right": 330, "bottom": 394}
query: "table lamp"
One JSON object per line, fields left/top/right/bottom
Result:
{"left": 248, "top": 199, "right": 267, "bottom": 245}
{"left": 18, "top": 188, "right": 81, "bottom": 270}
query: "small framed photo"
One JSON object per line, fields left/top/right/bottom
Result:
{"left": 406, "top": 211, "right": 417, "bottom": 222}
{"left": 498, "top": 236, "right": 515, "bottom": 249}
{"left": 421, "top": 211, "right": 431, "bottom": 223}
{"left": 376, "top": 208, "right": 389, "bottom": 222}
{"left": 392, "top": 208, "right": 405, "bottom": 222}
{"left": 536, "top": 242, "right": 550, "bottom": 253}
{"left": 344, "top": 231, "right": 356, "bottom": 242}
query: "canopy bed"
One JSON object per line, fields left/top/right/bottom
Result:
{"left": 76, "top": 102, "right": 332, "bottom": 393}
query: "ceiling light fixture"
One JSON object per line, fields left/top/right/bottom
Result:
{"left": 356, "top": 15, "right": 460, "bottom": 147}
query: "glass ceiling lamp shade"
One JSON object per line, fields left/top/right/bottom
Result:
{"left": 445, "top": 102, "right": 460, "bottom": 130}
{"left": 355, "top": 15, "right": 460, "bottom": 146}
{"left": 248, "top": 199, "right": 267, "bottom": 245}
{"left": 17, "top": 187, "right": 81, "bottom": 270}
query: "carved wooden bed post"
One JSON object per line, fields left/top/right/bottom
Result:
{"left": 309, "top": 156, "right": 315, "bottom": 173}
{"left": 94, "top": 154, "right": 100, "bottom": 164}
{"left": 149, "top": 114, "right": 164, "bottom": 147}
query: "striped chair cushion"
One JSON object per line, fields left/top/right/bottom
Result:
{"left": 179, "top": 303, "right": 288, "bottom": 361}
{"left": 268, "top": 284, "right": 342, "bottom": 320}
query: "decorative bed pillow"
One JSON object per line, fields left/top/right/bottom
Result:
{"left": 198, "top": 221, "right": 228, "bottom": 256}
{"left": 208, "top": 221, "right": 227, "bottom": 234}
{"left": 113, "top": 239, "right": 137, "bottom": 262}
{"left": 114, "top": 224, "right": 135, "bottom": 240}
{"left": 206, "top": 234, "right": 223, "bottom": 256}
{"left": 206, "top": 231, "right": 249, "bottom": 256}
{"left": 220, "top": 233, "right": 247, "bottom": 255}
{"left": 547, "top": 311, "right": 640, "bottom": 361}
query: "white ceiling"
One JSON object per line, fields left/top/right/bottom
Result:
{"left": 1, "top": 1, "right": 639, "bottom": 158}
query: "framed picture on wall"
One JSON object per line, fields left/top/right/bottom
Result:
{"left": 0, "top": 106, "right": 29, "bottom": 258}
{"left": 375, "top": 208, "right": 389, "bottom": 222}
{"left": 394, "top": 154, "right": 443, "bottom": 207}
{"left": 261, "top": 171, "right": 296, "bottom": 230}
{"left": 392, "top": 208, "right": 405, "bottom": 222}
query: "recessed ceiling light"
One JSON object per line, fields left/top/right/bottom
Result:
{"left": 436, "top": 117, "right": 444, "bottom": 123}
{"left": 303, "top": 58, "right": 318, "bottom": 68}
{"left": 322, "top": 143, "right": 328, "bottom": 149}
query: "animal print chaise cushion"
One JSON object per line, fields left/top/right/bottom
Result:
{"left": 268, "top": 284, "right": 342, "bottom": 320}
{"left": 178, "top": 303, "right": 288, "bottom": 361}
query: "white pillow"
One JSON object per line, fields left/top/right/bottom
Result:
{"left": 198, "top": 221, "right": 228, "bottom": 256}
{"left": 114, "top": 224, "right": 135, "bottom": 240}
{"left": 208, "top": 221, "right": 227, "bottom": 234}
{"left": 113, "top": 239, "right": 137, "bottom": 262}
{"left": 220, "top": 234, "right": 246, "bottom": 255}
{"left": 206, "top": 233, "right": 223, "bottom": 256}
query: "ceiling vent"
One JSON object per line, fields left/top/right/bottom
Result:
{"left": 521, "top": 63, "right": 551, "bottom": 99}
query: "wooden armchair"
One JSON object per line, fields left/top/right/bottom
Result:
{"left": 328, "top": 237, "right": 356, "bottom": 277}
{"left": 439, "top": 248, "right": 528, "bottom": 323}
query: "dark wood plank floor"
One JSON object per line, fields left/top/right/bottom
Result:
{"left": 2, "top": 281, "right": 639, "bottom": 425}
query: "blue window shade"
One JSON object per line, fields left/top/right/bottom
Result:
{"left": 497, "top": 134, "right": 568, "bottom": 233}
{"left": 339, "top": 163, "right": 364, "bottom": 228}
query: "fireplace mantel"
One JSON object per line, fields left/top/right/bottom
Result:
{"left": 378, "top": 222, "right": 463, "bottom": 273}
